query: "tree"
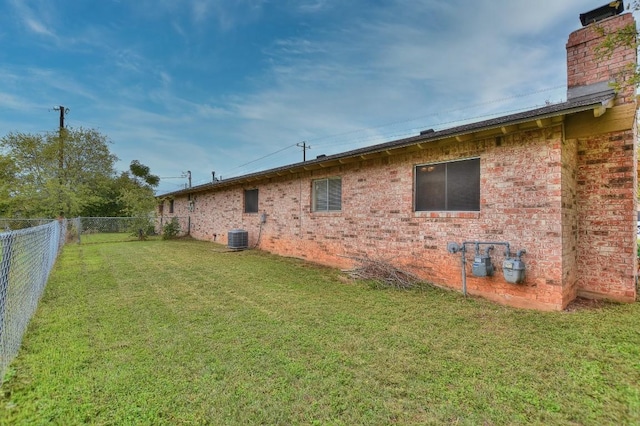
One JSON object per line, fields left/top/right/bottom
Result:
{"left": 118, "top": 161, "right": 160, "bottom": 239}
{"left": 0, "top": 126, "right": 164, "bottom": 220}
{"left": 594, "top": 2, "right": 640, "bottom": 91}
{"left": 72, "top": 162, "right": 159, "bottom": 218}
{"left": 0, "top": 127, "right": 118, "bottom": 218}
{"left": 129, "top": 160, "right": 160, "bottom": 187}
{"left": 0, "top": 155, "right": 17, "bottom": 217}
{"left": 118, "top": 160, "right": 159, "bottom": 216}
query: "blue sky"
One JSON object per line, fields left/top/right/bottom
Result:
{"left": 0, "top": 0, "right": 629, "bottom": 194}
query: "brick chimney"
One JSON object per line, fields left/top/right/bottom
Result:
{"left": 566, "top": 11, "right": 637, "bottom": 105}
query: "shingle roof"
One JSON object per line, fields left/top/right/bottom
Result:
{"left": 160, "top": 90, "right": 616, "bottom": 197}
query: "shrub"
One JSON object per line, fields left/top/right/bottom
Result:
{"left": 162, "top": 218, "right": 180, "bottom": 240}
{"left": 127, "top": 217, "right": 155, "bottom": 241}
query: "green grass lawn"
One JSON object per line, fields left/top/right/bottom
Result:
{"left": 1, "top": 239, "right": 639, "bottom": 425}
{"left": 77, "top": 232, "right": 161, "bottom": 244}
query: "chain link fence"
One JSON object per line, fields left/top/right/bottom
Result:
{"left": 0, "top": 215, "right": 191, "bottom": 384}
{"left": 70, "top": 216, "right": 189, "bottom": 243}
{"left": 71, "top": 217, "right": 158, "bottom": 243}
{"left": 0, "top": 218, "right": 53, "bottom": 231}
{"left": 0, "top": 220, "right": 66, "bottom": 386}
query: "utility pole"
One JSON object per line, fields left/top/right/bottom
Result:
{"left": 54, "top": 105, "right": 67, "bottom": 129}
{"left": 297, "top": 141, "right": 310, "bottom": 162}
{"left": 52, "top": 106, "right": 69, "bottom": 215}
{"left": 52, "top": 106, "right": 69, "bottom": 173}
{"left": 187, "top": 170, "right": 192, "bottom": 188}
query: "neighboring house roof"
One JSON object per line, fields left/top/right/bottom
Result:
{"left": 160, "top": 90, "right": 616, "bottom": 198}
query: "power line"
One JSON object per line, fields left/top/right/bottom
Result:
{"left": 313, "top": 104, "right": 548, "bottom": 152}
{"left": 221, "top": 142, "right": 299, "bottom": 175}
{"left": 228, "top": 103, "right": 548, "bottom": 177}
{"left": 305, "top": 85, "right": 566, "bottom": 145}
{"left": 216, "top": 85, "right": 566, "bottom": 178}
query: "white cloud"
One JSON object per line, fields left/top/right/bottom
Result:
{"left": 183, "top": 0, "right": 601, "bottom": 180}
{"left": 238, "top": 0, "right": 591, "bottom": 117}
{"left": 0, "top": 0, "right": 618, "bottom": 194}
{"left": 24, "top": 17, "right": 54, "bottom": 37}
{"left": 0, "top": 92, "right": 41, "bottom": 112}
{"left": 8, "top": 0, "right": 59, "bottom": 41}
{"left": 158, "top": 0, "right": 269, "bottom": 30}
{"left": 295, "top": 0, "right": 331, "bottom": 13}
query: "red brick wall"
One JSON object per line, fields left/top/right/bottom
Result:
{"left": 567, "top": 12, "right": 637, "bottom": 104}
{"left": 561, "top": 138, "right": 579, "bottom": 303}
{"left": 166, "top": 126, "right": 576, "bottom": 310}
{"left": 575, "top": 129, "right": 637, "bottom": 302}
{"left": 564, "top": 11, "right": 638, "bottom": 302}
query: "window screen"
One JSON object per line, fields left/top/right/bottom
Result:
{"left": 313, "top": 177, "right": 342, "bottom": 211}
{"left": 415, "top": 158, "right": 480, "bottom": 211}
{"left": 244, "top": 189, "right": 259, "bottom": 213}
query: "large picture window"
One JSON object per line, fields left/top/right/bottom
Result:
{"left": 313, "top": 177, "right": 342, "bottom": 212}
{"left": 415, "top": 158, "right": 480, "bottom": 211}
{"left": 244, "top": 189, "right": 259, "bottom": 213}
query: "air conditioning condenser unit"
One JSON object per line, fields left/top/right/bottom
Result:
{"left": 228, "top": 229, "right": 248, "bottom": 250}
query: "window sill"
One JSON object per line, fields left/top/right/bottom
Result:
{"left": 311, "top": 210, "right": 342, "bottom": 217}
{"left": 414, "top": 211, "right": 480, "bottom": 219}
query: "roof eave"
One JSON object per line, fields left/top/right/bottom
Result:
{"left": 158, "top": 93, "right": 615, "bottom": 198}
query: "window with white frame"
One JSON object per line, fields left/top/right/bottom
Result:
{"left": 312, "top": 177, "right": 342, "bottom": 212}
{"left": 415, "top": 158, "right": 480, "bottom": 211}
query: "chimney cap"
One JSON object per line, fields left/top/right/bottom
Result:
{"left": 580, "top": 1, "right": 625, "bottom": 26}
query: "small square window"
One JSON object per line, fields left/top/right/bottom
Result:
{"left": 312, "top": 177, "right": 342, "bottom": 212}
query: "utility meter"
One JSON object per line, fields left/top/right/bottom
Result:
{"left": 503, "top": 250, "right": 526, "bottom": 284}
{"left": 472, "top": 246, "right": 494, "bottom": 277}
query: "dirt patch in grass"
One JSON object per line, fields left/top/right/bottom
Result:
{"left": 564, "top": 297, "right": 620, "bottom": 312}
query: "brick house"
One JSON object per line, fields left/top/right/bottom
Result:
{"left": 159, "top": 9, "right": 638, "bottom": 311}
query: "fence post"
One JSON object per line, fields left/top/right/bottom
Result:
{"left": 75, "top": 217, "right": 82, "bottom": 244}
{"left": 0, "top": 232, "right": 14, "bottom": 348}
